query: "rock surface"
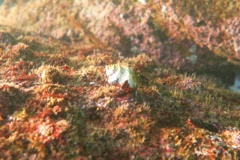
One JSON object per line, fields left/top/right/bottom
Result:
{"left": 0, "top": 1, "right": 239, "bottom": 159}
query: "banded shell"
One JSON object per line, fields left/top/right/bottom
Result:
{"left": 105, "top": 64, "right": 137, "bottom": 89}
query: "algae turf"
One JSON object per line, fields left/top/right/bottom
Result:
{"left": 0, "top": 28, "right": 239, "bottom": 159}
{"left": 0, "top": 0, "right": 239, "bottom": 158}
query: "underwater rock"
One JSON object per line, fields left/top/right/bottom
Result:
{"left": 41, "top": 66, "right": 64, "bottom": 84}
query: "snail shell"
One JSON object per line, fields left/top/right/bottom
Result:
{"left": 105, "top": 64, "right": 137, "bottom": 89}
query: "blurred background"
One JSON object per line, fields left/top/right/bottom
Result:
{"left": 0, "top": 0, "right": 239, "bottom": 91}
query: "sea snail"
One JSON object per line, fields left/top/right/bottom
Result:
{"left": 105, "top": 64, "right": 137, "bottom": 97}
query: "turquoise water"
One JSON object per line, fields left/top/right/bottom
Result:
{"left": 230, "top": 73, "right": 240, "bottom": 93}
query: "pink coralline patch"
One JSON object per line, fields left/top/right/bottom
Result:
{"left": 176, "top": 78, "right": 202, "bottom": 91}
{"left": 152, "top": 1, "right": 239, "bottom": 60}
{"left": 37, "top": 108, "right": 54, "bottom": 119}
{"left": 38, "top": 122, "right": 54, "bottom": 137}
{"left": 37, "top": 119, "right": 69, "bottom": 143}
{"left": 76, "top": 1, "right": 165, "bottom": 60}
{"left": 29, "top": 117, "right": 69, "bottom": 144}
{"left": 222, "top": 129, "right": 240, "bottom": 149}
{"left": 53, "top": 105, "right": 62, "bottom": 115}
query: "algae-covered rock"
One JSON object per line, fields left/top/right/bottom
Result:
{"left": 41, "top": 66, "right": 65, "bottom": 84}
{"left": 0, "top": 1, "right": 240, "bottom": 159}
{"left": 0, "top": 0, "right": 239, "bottom": 86}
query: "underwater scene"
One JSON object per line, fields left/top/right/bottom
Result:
{"left": 0, "top": 0, "right": 239, "bottom": 159}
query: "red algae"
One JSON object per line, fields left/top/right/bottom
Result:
{"left": 0, "top": 0, "right": 239, "bottom": 159}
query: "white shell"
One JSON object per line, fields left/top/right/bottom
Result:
{"left": 105, "top": 64, "right": 137, "bottom": 88}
